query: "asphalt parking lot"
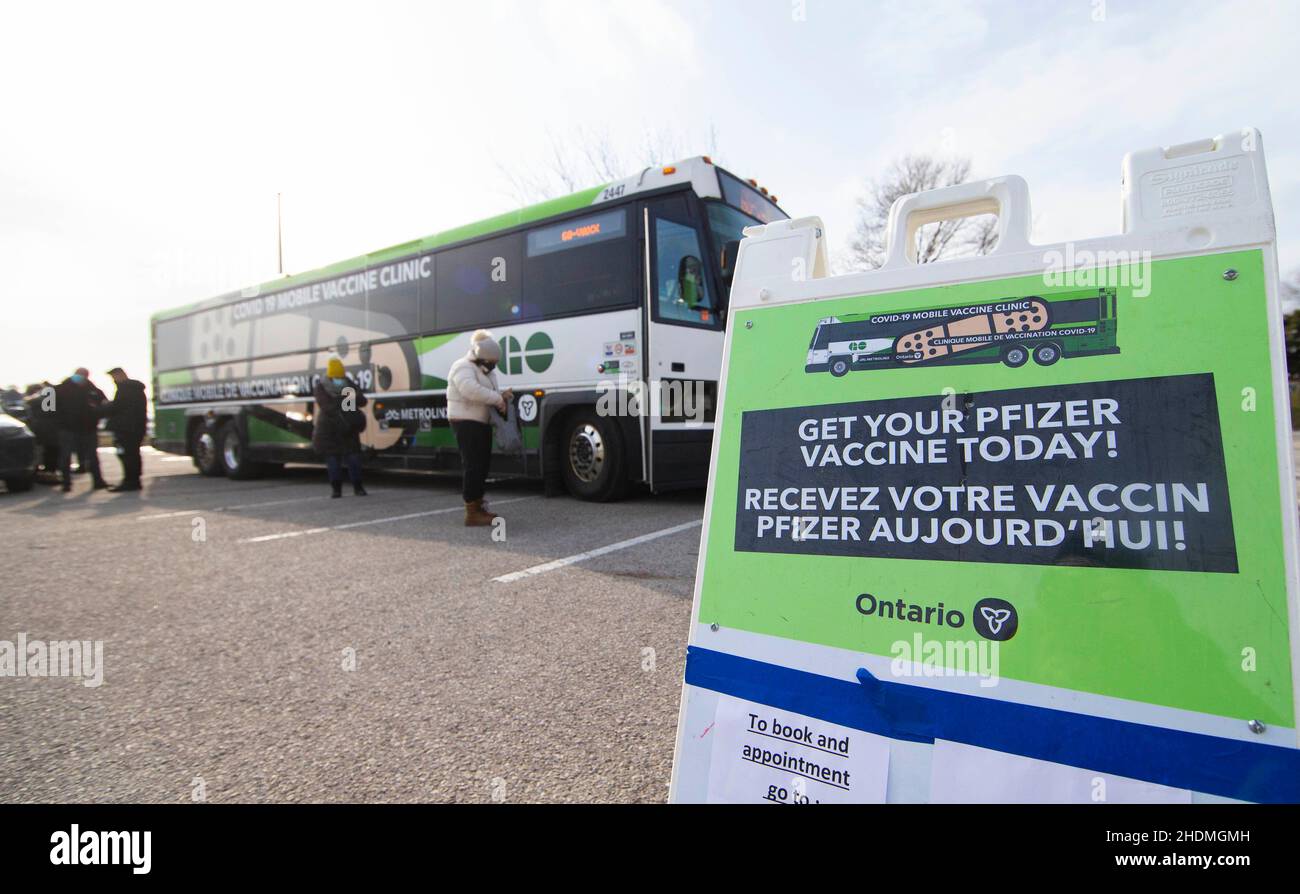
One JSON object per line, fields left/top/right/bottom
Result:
{"left": 8, "top": 437, "right": 1300, "bottom": 804}
{"left": 0, "top": 447, "right": 703, "bottom": 803}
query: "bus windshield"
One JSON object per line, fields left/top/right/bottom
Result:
{"left": 705, "top": 202, "right": 759, "bottom": 258}
{"left": 718, "top": 171, "right": 786, "bottom": 224}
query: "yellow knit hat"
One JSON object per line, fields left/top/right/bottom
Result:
{"left": 326, "top": 357, "right": 345, "bottom": 378}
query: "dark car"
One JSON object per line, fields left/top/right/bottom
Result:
{"left": 0, "top": 410, "right": 37, "bottom": 492}
{"left": 0, "top": 388, "right": 25, "bottom": 420}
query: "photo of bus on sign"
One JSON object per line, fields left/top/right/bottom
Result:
{"left": 805, "top": 287, "right": 1119, "bottom": 376}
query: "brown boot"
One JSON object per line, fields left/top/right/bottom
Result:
{"left": 464, "top": 499, "right": 497, "bottom": 527}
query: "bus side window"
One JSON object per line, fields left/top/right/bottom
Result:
{"left": 417, "top": 251, "right": 437, "bottom": 335}
{"left": 433, "top": 233, "right": 524, "bottom": 332}
{"left": 522, "top": 208, "right": 636, "bottom": 319}
{"left": 364, "top": 253, "right": 421, "bottom": 339}
{"left": 654, "top": 218, "right": 715, "bottom": 325}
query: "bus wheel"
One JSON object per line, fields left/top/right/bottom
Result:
{"left": 561, "top": 410, "right": 627, "bottom": 502}
{"left": 218, "top": 421, "right": 260, "bottom": 480}
{"left": 829, "top": 356, "right": 851, "bottom": 377}
{"left": 1033, "top": 342, "right": 1062, "bottom": 366}
{"left": 190, "top": 424, "right": 224, "bottom": 477}
{"left": 1000, "top": 346, "right": 1030, "bottom": 368}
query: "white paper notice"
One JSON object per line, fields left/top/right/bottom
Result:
{"left": 928, "top": 739, "right": 1192, "bottom": 803}
{"left": 705, "top": 694, "right": 890, "bottom": 804}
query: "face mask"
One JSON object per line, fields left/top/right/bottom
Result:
{"left": 480, "top": 362, "right": 496, "bottom": 373}
{"left": 70, "top": 374, "right": 85, "bottom": 384}
{"left": 331, "top": 377, "right": 345, "bottom": 387}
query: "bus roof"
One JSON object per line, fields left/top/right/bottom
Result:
{"left": 151, "top": 156, "right": 756, "bottom": 323}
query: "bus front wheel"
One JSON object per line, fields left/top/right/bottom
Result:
{"left": 829, "top": 356, "right": 851, "bottom": 377}
{"left": 190, "top": 423, "right": 224, "bottom": 477}
{"left": 1000, "top": 346, "right": 1030, "bottom": 368}
{"left": 560, "top": 410, "right": 627, "bottom": 502}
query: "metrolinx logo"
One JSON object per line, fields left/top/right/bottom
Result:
{"left": 498, "top": 332, "right": 554, "bottom": 375}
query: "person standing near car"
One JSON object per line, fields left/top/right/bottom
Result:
{"left": 313, "top": 356, "right": 368, "bottom": 498}
{"left": 447, "top": 330, "right": 512, "bottom": 527}
{"left": 22, "top": 383, "right": 60, "bottom": 480}
{"left": 54, "top": 368, "right": 108, "bottom": 492}
{"left": 101, "top": 367, "right": 148, "bottom": 492}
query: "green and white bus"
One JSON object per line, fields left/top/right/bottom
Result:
{"left": 151, "top": 157, "right": 787, "bottom": 500}
{"left": 805, "top": 287, "right": 1119, "bottom": 377}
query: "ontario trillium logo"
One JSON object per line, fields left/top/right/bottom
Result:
{"left": 972, "top": 597, "right": 1019, "bottom": 641}
{"left": 982, "top": 607, "right": 1011, "bottom": 634}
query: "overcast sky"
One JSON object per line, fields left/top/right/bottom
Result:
{"left": 3, "top": 0, "right": 1297, "bottom": 392}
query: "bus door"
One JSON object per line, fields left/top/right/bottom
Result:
{"left": 640, "top": 195, "right": 723, "bottom": 490}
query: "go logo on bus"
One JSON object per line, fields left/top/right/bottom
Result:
{"left": 497, "top": 332, "right": 554, "bottom": 375}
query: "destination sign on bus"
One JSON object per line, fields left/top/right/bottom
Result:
{"left": 527, "top": 208, "right": 626, "bottom": 257}
{"left": 562, "top": 222, "right": 602, "bottom": 241}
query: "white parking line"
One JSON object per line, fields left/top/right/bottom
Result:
{"left": 136, "top": 509, "right": 204, "bottom": 520}
{"left": 238, "top": 496, "right": 539, "bottom": 543}
{"left": 492, "top": 519, "right": 702, "bottom": 583}
{"left": 99, "top": 446, "right": 185, "bottom": 460}
{"left": 136, "top": 493, "right": 340, "bottom": 520}
{"left": 242, "top": 526, "right": 333, "bottom": 543}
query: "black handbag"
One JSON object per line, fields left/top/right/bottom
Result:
{"left": 334, "top": 384, "right": 367, "bottom": 434}
{"left": 341, "top": 408, "right": 367, "bottom": 434}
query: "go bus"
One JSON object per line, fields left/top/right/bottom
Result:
{"left": 805, "top": 287, "right": 1119, "bottom": 376}
{"left": 150, "top": 158, "right": 787, "bottom": 501}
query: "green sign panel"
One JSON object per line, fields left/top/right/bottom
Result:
{"left": 701, "top": 248, "right": 1293, "bottom": 727}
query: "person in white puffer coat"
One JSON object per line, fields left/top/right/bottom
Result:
{"left": 447, "top": 329, "right": 513, "bottom": 526}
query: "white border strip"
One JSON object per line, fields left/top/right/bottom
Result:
{"left": 152, "top": 383, "right": 625, "bottom": 412}
{"left": 692, "top": 624, "right": 1296, "bottom": 747}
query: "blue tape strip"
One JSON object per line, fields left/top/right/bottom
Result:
{"left": 684, "top": 646, "right": 1300, "bottom": 803}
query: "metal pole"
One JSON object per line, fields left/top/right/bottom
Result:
{"left": 277, "top": 192, "right": 284, "bottom": 275}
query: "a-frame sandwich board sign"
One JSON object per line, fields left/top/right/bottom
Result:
{"left": 670, "top": 129, "right": 1300, "bottom": 804}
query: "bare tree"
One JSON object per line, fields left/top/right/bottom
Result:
{"left": 579, "top": 127, "right": 625, "bottom": 184}
{"left": 496, "top": 124, "right": 722, "bottom": 205}
{"left": 846, "top": 154, "right": 997, "bottom": 270}
{"left": 1282, "top": 267, "right": 1300, "bottom": 311}
{"left": 495, "top": 130, "right": 581, "bottom": 206}
{"left": 966, "top": 214, "right": 1000, "bottom": 257}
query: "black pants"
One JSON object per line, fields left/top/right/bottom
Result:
{"left": 325, "top": 453, "right": 363, "bottom": 486}
{"left": 39, "top": 440, "right": 60, "bottom": 473}
{"left": 58, "top": 430, "right": 101, "bottom": 485}
{"left": 114, "top": 432, "right": 144, "bottom": 487}
{"left": 452, "top": 420, "right": 492, "bottom": 503}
